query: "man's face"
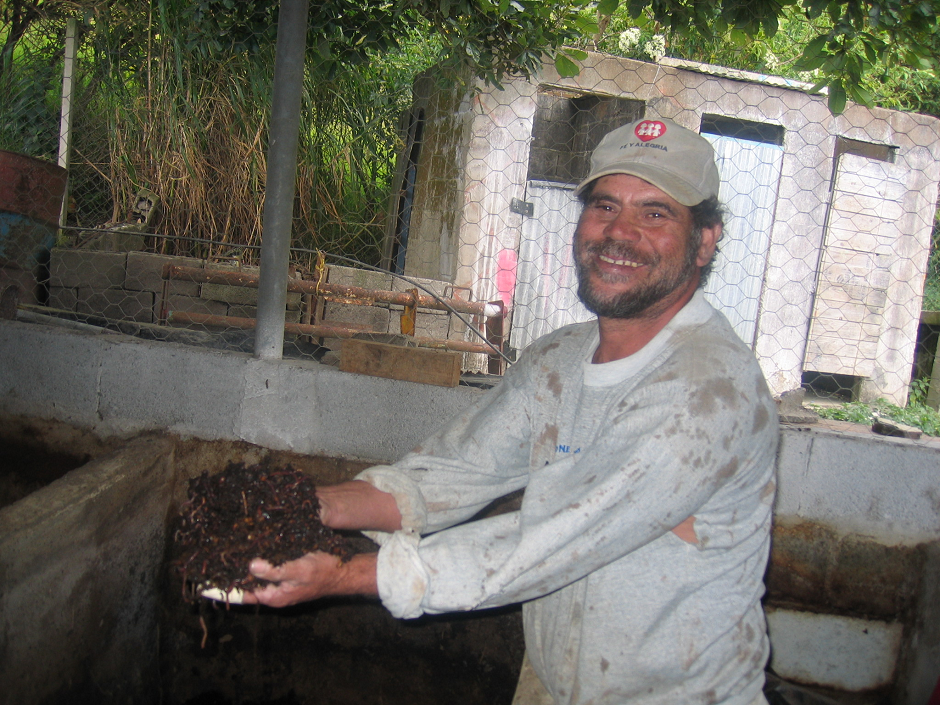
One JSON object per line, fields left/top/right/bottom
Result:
{"left": 574, "top": 174, "right": 718, "bottom": 320}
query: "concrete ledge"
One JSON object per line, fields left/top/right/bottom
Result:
{"left": 0, "top": 319, "right": 482, "bottom": 463}
{"left": 776, "top": 421, "right": 940, "bottom": 541}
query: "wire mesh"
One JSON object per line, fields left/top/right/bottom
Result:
{"left": 2, "top": 10, "right": 939, "bottom": 413}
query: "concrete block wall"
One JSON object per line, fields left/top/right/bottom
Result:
{"left": 47, "top": 249, "right": 304, "bottom": 326}
{"left": 43, "top": 250, "right": 470, "bottom": 348}
{"left": 323, "top": 264, "right": 468, "bottom": 344}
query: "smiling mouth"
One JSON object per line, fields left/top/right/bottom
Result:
{"left": 598, "top": 253, "right": 642, "bottom": 268}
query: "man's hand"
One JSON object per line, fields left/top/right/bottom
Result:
{"left": 241, "top": 551, "right": 379, "bottom": 608}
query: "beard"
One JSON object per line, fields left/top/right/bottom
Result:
{"left": 574, "top": 229, "right": 702, "bottom": 319}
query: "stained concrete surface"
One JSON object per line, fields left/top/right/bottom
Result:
{"left": 2, "top": 318, "right": 940, "bottom": 703}
{"left": 0, "top": 433, "right": 176, "bottom": 705}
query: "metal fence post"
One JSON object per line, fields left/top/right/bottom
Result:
{"left": 57, "top": 18, "right": 79, "bottom": 240}
{"left": 254, "top": 0, "right": 310, "bottom": 360}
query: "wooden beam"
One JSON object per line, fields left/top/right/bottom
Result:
{"left": 340, "top": 339, "right": 461, "bottom": 388}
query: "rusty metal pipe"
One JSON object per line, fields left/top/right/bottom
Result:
{"left": 167, "top": 311, "right": 499, "bottom": 356}
{"left": 163, "top": 264, "right": 501, "bottom": 318}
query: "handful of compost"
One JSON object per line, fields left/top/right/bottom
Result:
{"left": 174, "top": 462, "right": 352, "bottom": 601}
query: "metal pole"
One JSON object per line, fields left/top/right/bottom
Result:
{"left": 57, "top": 18, "right": 79, "bottom": 239}
{"left": 254, "top": 0, "right": 309, "bottom": 360}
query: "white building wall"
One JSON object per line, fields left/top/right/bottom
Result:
{"left": 426, "top": 53, "right": 940, "bottom": 400}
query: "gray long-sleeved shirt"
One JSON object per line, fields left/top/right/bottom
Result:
{"left": 358, "top": 291, "right": 779, "bottom": 705}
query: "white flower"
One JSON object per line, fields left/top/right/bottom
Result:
{"left": 764, "top": 51, "right": 780, "bottom": 71}
{"left": 618, "top": 28, "right": 641, "bottom": 53}
{"left": 644, "top": 34, "right": 666, "bottom": 61}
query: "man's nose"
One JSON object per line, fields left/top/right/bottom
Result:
{"left": 605, "top": 210, "right": 641, "bottom": 241}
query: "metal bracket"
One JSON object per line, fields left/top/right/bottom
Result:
{"left": 510, "top": 198, "right": 534, "bottom": 217}
{"left": 400, "top": 288, "right": 418, "bottom": 336}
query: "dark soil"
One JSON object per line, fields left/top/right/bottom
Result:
{"left": 159, "top": 595, "right": 525, "bottom": 705}
{"left": 173, "top": 462, "right": 353, "bottom": 597}
{"left": 163, "top": 461, "right": 526, "bottom": 705}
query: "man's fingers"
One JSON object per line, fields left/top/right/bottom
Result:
{"left": 241, "top": 582, "right": 292, "bottom": 607}
{"left": 249, "top": 558, "right": 279, "bottom": 580}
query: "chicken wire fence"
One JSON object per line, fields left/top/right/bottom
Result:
{"left": 2, "top": 13, "right": 939, "bottom": 408}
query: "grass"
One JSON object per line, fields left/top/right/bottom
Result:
{"left": 2, "top": 8, "right": 442, "bottom": 268}
{"left": 811, "top": 380, "right": 940, "bottom": 437}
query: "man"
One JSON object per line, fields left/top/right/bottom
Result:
{"left": 244, "top": 118, "right": 779, "bottom": 705}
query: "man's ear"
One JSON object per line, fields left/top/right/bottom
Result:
{"left": 695, "top": 224, "right": 722, "bottom": 268}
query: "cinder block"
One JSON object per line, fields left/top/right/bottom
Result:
{"left": 76, "top": 288, "right": 154, "bottom": 323}
{"left": 766, "top": 608, "right": 903, "bottom": 691}
{"left": 201, "top": 283, "right": 301, "bottom": 310}
{"left": 160, "top": 294, "right": 227, "bottom": 319}
{"left": 228, "top": 305, "right": 302, "bottom": 324}
{"left": 47, "top": 286, "right": 78, "bottom": 311}
{"left": 201, "top": 282, "right": 260, "bottom": 306}
{"left": 80, "top": 230, "right": 145, "bottom": 252}
{"left": 50, "top": 249, "right": 127, "bottom": 289}
{"left": 322, "top": 302, "right": 391, "bottom": 332}
{"left": 226, "top": 305, "right": 257, "bottom": 320}
{"left": 317, "top": 302, "right": 391, "bottom": 352}
{"left": 327, "top": 265, "right": 393, "bottom": 291}
{"left": 125, "top": 252, "right": 200, "bottom": 295}
{"left": 414, "top": 311, "right": 452, "bottom": 339}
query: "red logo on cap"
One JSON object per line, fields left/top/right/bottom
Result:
{"left": 635, "top": 120, "right": 666, "bottom": 142}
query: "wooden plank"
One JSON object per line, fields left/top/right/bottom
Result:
{"left": 340, "top": 338, "right": 461, "bottom": 387}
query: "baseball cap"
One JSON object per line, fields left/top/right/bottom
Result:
{"left": 574, "top": 118, "right": 720, "bottom": 206}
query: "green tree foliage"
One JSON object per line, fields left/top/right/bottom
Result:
{"left": 592, "top": 0, "right": 940, "bottom": 114}
{"left": 5, "top": 1, "right": 940, "bottom": 109}
{"left": 3, "top": 0, "right": 939, "bottom": 265}
{"left": 152, "top": 0, "right": 599, "bottom": 86}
